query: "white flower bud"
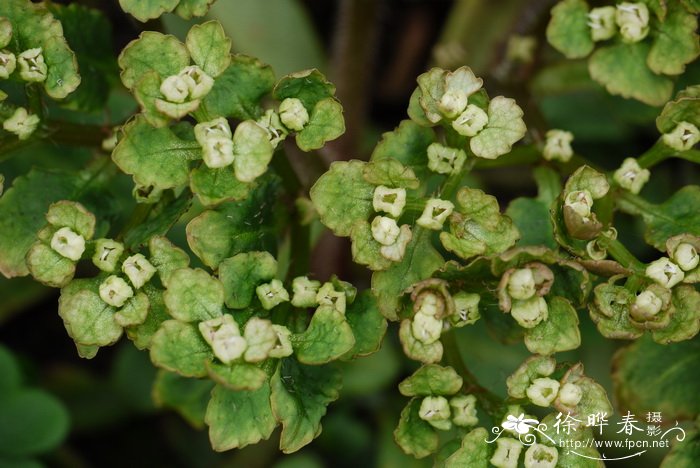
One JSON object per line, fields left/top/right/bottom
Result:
{"left": 256, "top": 279, "right": 290, "bottom": 310}
{"left": 99, "top": 275, "right": 134, "bottom": 308}
{"left": 557, "top": 382, "right": 583, "bottom": 407}
{"left": 450, "top": 292, "right": 480, "bottom": 327}
{"left": 257, "top": 109, "right": 288, "bottom": 147}
{"left": 427, "top": 143, "right": 467, "bottom": 174}
{"left": 0, "top": 50, "right": 16, "bottom": 79}
{"left": 122, "top": 253, "right": 156, "bottom": 289}
{"left": 524, "top": 443, "right": 558, "bottom": 468}
{"left": 268, "top": 324, "right": 293, "bottom": 358}
{"left": 564, "top": 190, "right": 593, "bottom": 219}
{"left": 243, "top": 317, "right": 277, "bottom": 362}
{"left": 586, "top": 239, "right": 607, "bottom": 260}
{"left": 160, "top": 75, "right": 190, "bottom": 103}
{"left": 2, "top": 107, "right": 40, "bottom": 140}
{"left": 507, "top": 268, "right": 536, "bottom": 300}
{"left": 179, "top": 65, "right": 214, "bottom": 99}
{"left": 201, "top": 137, "right": 235, "bottom": 169}
{"left": 450, "top": 394, "right": 478, "bottom": 427}
{"left": 452, "top": 104, "right": 488, "bottom": 137}
{"left": 416, "top": 198, "right": 454, "bottom": 230}
{"left": 380, "top": 224, "right": 412, "bottom": 262}
{"left": 17, "top": 48, "right": 47, "bottom": 82}
{"left": 526, "top": 377, "right": 560, "bottom": 407}
{"left": 418, "top": 396, "right": 452, "bottom": 431}
{"left": 372, "top": 185, "right": 406, "bottom": 218}
{"left": 371, "top": 215, "right": 401, "bottom": 245}
{"left": 663, "top": 121, "right": 700, "bottom": 152}
{"left": 290, "top": 276, "right": 321, "bottom": 308}
{"left": 543, "top": 129, "right": 574, "bottom": 162}
{"left": 439, "top": 89, "right": 469, "bottom": 119}
{"left": 316, "top": 282, "right": 346, "bottom": 314}
{"left": 50, "top": 227, "right": 85, "bottom": 261}
{"left": 279, "top": 97, "right": 309, "bottom": 131}
{"left": 646, "top": 257, "right": 685, "bottom": 288}
{"left": 411, "top": 311, "right": 443, "bottom": 344}
{"left": 613, "top": 158, "right": 650, "bottom": 195}
{"left": 631, "top": 288, "right": 664, "bottom": 320}
{"left": 588, "top": 7, "right": 617, "bottom": 42}
{"left": 673, "top": 242, "right": 700, "bottom": 271}
{"left": 415, "top": 292, "right": 441, "bottom": 317}
{"left": 194, "top": 117, "right": 232, "bottom": 145}
{"left": 200, "top": 315, "right": 248, "bottom": 364}
{"left": 615, "top": 3, "right": 650, "bottom": 43}
{"left": 511, "top": 296, "right": 548, "bottom": 329}
{"left": 92, "top": 239, "right": 124, "bottom": 272}
{"left": 490, "top": 438, "right": 523, "bottom": 468}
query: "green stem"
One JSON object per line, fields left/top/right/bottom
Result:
{"left": 599, "top": 238, "right": 645, "bottom": 273}
{"left": 616, "top": 191, "right": 663, "bottom": 218}
{"left": 637, "top": 140, "right": 671, "bottom": 169}
{"left": 441, "top": 159, "right": 476, "bottom": 201}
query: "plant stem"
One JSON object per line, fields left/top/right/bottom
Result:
{"left": 637, "top": 140, "right": 671, "bottom": 169}
{"left": 599, "top": 238, "right": 645, "bottom": 273}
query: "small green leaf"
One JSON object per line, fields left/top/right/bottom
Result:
{"left": 271, "top": 359, "right": 342, "bottom": 453}
{"left": 546, "top": 0, "right": 594, "bottom": 59}
{"left": 273, "top": 69, "right": 335, "bottom": 111}
{"left": 175, "top": 0, "right": 217, "bottom": 19}
{"left": 292, "top": 306, "right": 355, "bottom": 364}
{"left": 123, "top": 190, "right": 193, "bottom": 249}
{"left": 126, "top": 285, "right": 170, "bottom": 350}
{"left": 656, "top": 85, "right": 700, "bottom": 134}
{"left": 25, "top": 242, "right": 76, "bottom": 288}
{"left": 342, "top": 292, "right": 387, "bottom": 358}
{"left": 232, "top": 121, "right": 274, "bottom": 183}
{"left": 163, "top": 268, "right": 224, "bottom": 322}
{"left": 394, "top": 398, "right": 439, "bottom": 459}
{"left": 114, "top": 292, "right": 149, "bottom": 327}
{"left": 206, "top": 382, "right": 277, "bottom": 451}
{"left": 218, "top": 251, "right": 277, "bottom": 309}
{"left": 185, "top": 21, "right": 231, "bottom": 78}
{"left": 652, "top": 285, "right": 700, "bottom": 344}
{"left": 647, "top": 4, "right": 700, "bottom": 76}
{"left": 524, "top": 296, "right": 581, "bottom": 355}
{"left": 133, "top": 71, "right": 171, "bottom": 127}
{"left": 150, "top": 320, "right": 213, "bottom": 377}
{"left": 370, "top": 120, "right": 436, "bottom": 180}
{"left": 118, "top": 0, "right": 178, "bottom": 22}
{"left": 202, "top": 55, "right": 275, "bottom": 120}
{"left": 363, "top": 159, "right": 420, "bottom": 190}
{"left": 398, "top": 364, "right": 463, "bottom": 396}
{"left": 45, "top": 200, "right": 95, "bottom": 238}
{"left": 118, "top": 31, "right": 189, "bottom": 89}
{"left": 588, "top": 43, "right": 673, "bottom": 107}
{"left": 310, "top": 160, "right": 375, "bottom": 237}
{"left": 444, "top": 428, "right": 492, "bottom": 468}
{"left": 58, "top": 279, "right": 122, "bottom": 347}
{"left": 190, "top": 165, "right": 251, "bottom": 206}
{"left": 113, "top": 116, "right": 199, "bottom": 190}
{"left": 349, "top": 221, "right": 393, "bottom": 271}
{"left": 398, "top": 320, "right": 443, "bottom": 364}
{"left": 613, "top": 335, "right": 700, "bottom": 421}
{"left": 148, "top": 236, "right": 190, "bottom": 288}
{"left": 295, "top": 98, "right": 345, "bottom": 151}
{"left": 206, "top": 361, "right": 267, "bottom": 391}
{"left": 153, "top": 370, "right": 214, "bottom": 429}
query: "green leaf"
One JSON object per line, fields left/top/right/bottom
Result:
{"left": 148, "top": 236, "right": 190, "bottom": 288}
{"left": 273, "top": 69, "right": 335, "bottom": 111}
{"left": 0, "top": 0, "right": 80, "bottom": 99}
{"left": 126, "top": 285, "right": 170, "bottom": 350}
{"left": 505, "top": 198, "right": 556, "bottom": 249}
{"left": 557, "top": 364, "right": 613, "bottom": 419}
{"left": 218, "top": 251, "right": 277, "bottom": 309}
{"left": 202, "top": 54, "right": 275, "bottom": 120}
{"left": 123, "top": 190, "right": 193, "bottom": 249}
{"left": 206, "top": 382, "right": 278, "bottom": 451}
{"left": 58, "top": 279, "right": 122, "bottom": 347}
{"left": 175, "top": 0, "right": 216, "bottom": 19}
{"left": 363, "top": 159, "right": 420, "bottom": 190}
{"left": 206, "top": 361, "right": 267, "bottom": 391}
{"left": 190, "top": 165, "right": 251, "bottom": 206}
{"left": 506, "top": 355, "right": 557, "bottom": 399}
{"left": 524, "top": 296, "right": 581, "bottom": 355}
{"left": 589, "top": 280, "right": 642, "bottom": 340}
{"left": 0, "top": 345, "right": 22, "bottom": 396}
{"left": 232, "top": 121, "right": 275, "bottom": 183}
{"left": 546, "top": 0, "right": 594, "bottom": 59}
{"left": 118, "top": 0, "right": 178, "bottom": 22}
{"left": 296, "top": 98, "right": 345, "bottom": 151}
{"left": 681, "top": 0, "right": 700, "bottom": 13}
{"left": 45, "top": 201, "right": 95, "bottom": 238}
{"left": 613, "top": 335, "right": 700, "bottom": 421}
{"left": 394, "top": 398, "right": 439, "bottom": 459}
{"left": 150, "top": 320, "right": 213, "bottom": 377}
{"left": 652, "top": 285, "right": 700, "bottom": 344}
{"left": 163, "top": 268, "right": 224, "bottom": 322}
{"left": 0, "top": 389, "right": 69, "bottom": 457}
{"left": 0, "top": 169, "right": 80, "bottom": 278}
{"left": 133, "top": 71, "right": 172, "bottom": 127}
{"left": 647, "top": 4, "right": 700, "bottom": 76}
{"left": 114, "top": 292, "right": 149, "bottom": 327}
{"left": 661, "top": 428, "right": 700, "bottom": 468}
{"left": 310, "top": 160, "right": 375, "bottom": 237}
{"left": 185, "top": 21, "right": 231, "bottom": 78}
{"left": 469, "top": 96, "right": 526, "bottom": 160}
{"left": 153, "top": 370, "right": 214, "bottom": 429}
{"left": 370, "top": 120, "right": 435, "bottom": 181}
{"left": 398, "top": 365, "right": 463, "bottom": 396}
{"left": 292, "top": 306, "right": 355, "bottom": 364}
{"left": 270, "top": 359, "right": 342, "bottom": 454}
{"left": 440, "top": 187, "right": 519, "bottom": 261}
{"left": 113, "top": 116, "right": 200, "bottom": 190}
{"left": 372, "top": 228, "right": 444, "bottom": 320}
{"left": 656, "top": 85, "right": 700, "bottom": 134}
{"left": 186, "top": 176, "right": 283, "bottom": 269}
{"left": 349, "top": 221, "right": 393, "bottom": 271}
{"left": 342, "top": 292, "right": 387, "bottom": 358}
{"left": 444, "top": 428, "right": 491, "bottom": 468}
{"left": 118, "top": 31, "right": 189, "bottom": 89}
{"left": 25, "top": 242, "right": 76, "bottom": 288}
{"left": 588, "top": 43, "right": 673, "bottom": 107}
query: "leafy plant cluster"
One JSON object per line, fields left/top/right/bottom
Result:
{"left": 1, "top": 0, "right": 700, "bottom": 466}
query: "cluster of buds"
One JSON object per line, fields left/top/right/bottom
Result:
{"left": 498, "top": 263, "right": 554, "bottom": 328}
{"left": 99, "top": 253, "right": 156, "bottom": 307}
{"left": 156, "top": 65, "right": 213, "bottom": 118}
{"left": 370, "top": 185, "right": 412, "bottom": 262}
{"left": 199, "top": 315, "right": 292, "bottom": 364}
{"left": 418, "top": 394, "right": 479, "bottom": 431}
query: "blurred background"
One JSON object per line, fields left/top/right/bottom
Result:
{"left": 1, "top": 0, "right": 698, "bottom": 466}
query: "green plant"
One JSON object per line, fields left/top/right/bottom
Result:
{"left": 1, "top": 0, "right": 699, "bottom": 466}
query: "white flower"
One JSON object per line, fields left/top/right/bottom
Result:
{"left": 179, "top": 65, "right": 214, "bottom": 99}
{"left": 416, "top": 198, "right": 454, "bottom": 230}
{"left": 17, "top": 48, "right": 47, "bottom": 82}
{"left": 543, "top": 129, "right": 574, "bottom": 162}
{"left": 451, "top": 103, "right": 487, "bottom": 137}
{"left": 615, "top": 2, "right": 650, "bottom": 43}
{"left": 588, "top": 7, "right": 617, "bottom": 42}
{"left": 50, "top": 227, "right": 85, "bottom": 261}
{"left": 99, "top": 275, "right": 134, "bottom": 308}
{"left": 371, "top": 215, "right": 401, "bottom": 245}
{"left": 663, "top": 121, "right": 700, "bottom": 152}
{"left": 557, "top": 382, "right": 583, "bottom": 407}
{"left": 632, "top": 289, "right": 664, "bottom": 318}
{"left": 427, "top": 143, "right": 467, "bottom": 174}
{"left": 511, "top": 296, "right": 548, "bottom": 329}
{"left": 256, "top": 279, "right": 290, "bottom": 310}
{"left": 564, "top": 189, "right": 593, "bottom": 219}
{"left": 490, "top": 437, "right": 523, "bottom": 468}
{"left": 526, "top": 378, "right": 560, "bottom": 407}
{"left": 418, "top": 396, "right": 452, "bottom": 431}
{"left": 379, "top": 224, "right": 412, "bottom": 262}
{"left": 316, "top": 282, "right": 346, "bottom": 314}
{"left": 0, "top": 50, "right": 16, "bottom": 79}
{"left": 372, "top": 185, "right": 406, "bottom": 218}
{"left": 201, "top": 137, "right": 235, "bottom": 169}
{"left": 672, "top": 242, "right": 700, "bottom": 272}
{"left": 613, "top": 158, "right": 650, "bottom": 195}
{"left": 243, "top": 317, "right": 277, "bottom": 362}
{"left": 646, "top": 257, "right": 685, "bottom": 288}
{"left": 160, "top": 74, "right": 191, "bottom": 103}
{"left": 199, "top": 315, "right": 247, "bottom": 364}
{"left": 290, "top": 276, "right": 321, "bottom": 308}
{"left": 279, "top": 97, "right": 309, "bottom": 131}
{"left": 2, "top": 107, "right": 40, "bottom": 140}
{"left": 450, "top": 394, "right": 478, "bottom": 427}
{"left": 92, "top": 239, "right": 124, "bottom": 272}
{"left": 507, "top": 268, "right": 536, "bottom": 300}
{"left": 411, "top": 311, "right": 443, "bottom": 344}
{"left": 122, "top": 253, "right": 156, "bottom": 289}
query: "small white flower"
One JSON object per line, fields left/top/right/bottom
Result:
{"left": 92, "top": 239, "right": 124, "bottom": 272}
{"left": 511, "top": 296, "right": 548, "bottom": 329}
{"left": 290, "top": 276, "right": 321, "bottom": 308}
{"left": 450, "top": 394, "right": 479, "bottom": 427}
{"left": 380, "top": 224, "right": 412, "bottom": 262}
{"left": 632, "top": 289, "right": 664, "bottom": 319}
{"left": 199, "top": 315, "right": 247, "bottom": 364}
{"left": 526, "top": 378, "right": 560, "bottom": 407}
{"left": 418, "top": 396, "right": 452, "bottom": 431}
{"left": 160, "top": 74, "right": 191, "bottom": 103}
{"left": 3, "top": 107, "right": 40, "bottom": 140}
{"left": 557, "top": 382, "right": 583, "bottom": 407}
{"left": 646, "top": 257, "right": 685, "bottom": 288}
{"left": 663, "top": 121, "right": 700, "bottom": 152}
{"left": 613, "top": 158, "right": 650, "bottom": 194}
{"left": 179, "top": 65, "right": 214, "bottom": 99}
{"left": 524, "top": 443, "right": 558, "bottom": 468}
{"left": 411, "top": 311, "right": 443, "bottom": 344}
{"left": 0, "top": 50, "right": 16, "bottom": 79}
{"left": 427, "top": 143, "right": 466, "bottom": 174}
{"left": 194, "top": 117, "right": 232, "bottom": 144}
{"left": 256, "top": 279, "right": 290, "bottom": 310}
{"left": 122, "top": 253, "right": 156, "bottom": 289}
{"left": 490, "top": 437, "right": 523, "bottom": 468}
{"left": 416, "top": 198, "right": 454, "bottom": 230}
{"left": 564, "top": 189, "right": 593, "bottom": 219}
{"left": 507, "top": 268, "right": 536, "bottom": 300}
{"left": 371, "top": 215, "right": 401, "bottom": 245}
{"left": 542, "top": 129, "right": 574, "bottom": 163}
{"left": 99, "top": 275, "right": 134, "bottom": 308}
{"left": 17, "top": 48, "right": 47, "bottom": 82}
{"left": 372, "top": 185, "right": 406, "bottom": 218}
{"left": 588, "top": 7, "right": 617, "bottom": 42}
{"left": 201, "top": 137, "right": 235, "bottom": 169}
{"left": 50, "top": 227, "right": 85, "bottom": 261}
{"left": 615, "top": 2, "right": 650, "bottom": 43}
{"left": 243, "top": 317, "right": 277, "bottom": 362}
{"left": 316, "top": 282, "right": 346, "bottom": 314}
{"left": 672, "top": 242, "right": 700, "bottom": 272}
